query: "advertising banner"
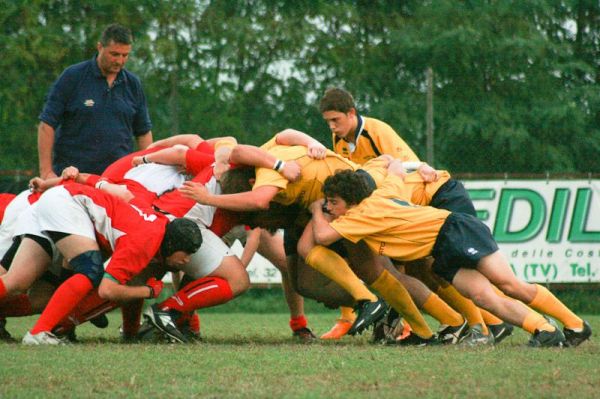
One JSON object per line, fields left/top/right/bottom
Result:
{"left": 244, "top": 179, "right": 600, "bottom": 285}
{"left": 465, "top": 179, "right": 600, "bottom": 283}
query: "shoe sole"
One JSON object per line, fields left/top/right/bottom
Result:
{"left": 144, "top": 308, "right": 187, "bottom": 344}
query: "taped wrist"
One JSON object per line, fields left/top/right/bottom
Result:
{"left": 70, "top": 250, "right": 105, "bottom": 287}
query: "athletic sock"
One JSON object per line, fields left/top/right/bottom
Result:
{"left": 290, "top": 315, "right": 308, "bottom": 332}
{"left": 120, "top": 299, "right": 145, "bottom": 338}
{"left": 53, "top": 291, "right": 117, "bottom": 335}
{"left": 522, "top": 311, "right": 555, "bottom": 334}
{"left": 369, "top": 269, "right": 433, "bottom": 339}
{"left": 436, "top": 285, "right": 488, "bottom": 333}
{"left": 189, "top": 312, "right": 201, "bottom": 333}
{"left": 339, "top": 306, "right": 356, "bottom": 322}
{"left": 30, "top": 274, "right": 93, "bottom": 335}
{"left": 0, "top": 279, "right": 7, "bottom": 301}
{"left": 480, "top": 308, "right": 504, "bottom": 326}
{"left": 0, "top": 294, "right": 33, "bottom": 317}
{"left": 528, "top": 284, "right": 583, "bottom": 330}
{"left": 305, "top": 246, "right": 377, "bottom": 302}
{"left": 159, "top": 277, "right": 234, "bottom": 313}
{"left": 422, "top": 292, "right": 465, "bottom": 327}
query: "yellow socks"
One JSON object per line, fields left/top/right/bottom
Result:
{"left": 528, "top": 284, "right": 583, "bottom": 330}
{"left": 522, "top": 311, "right": 555, "bottom": 334}
{"left": 370, "top": 269, "right": 433, "bottom": 339}
{"left": 422, "top": 292, "right": 465, "bottom": 328}
{"left": 436, "top": 284, "right": 488, "bottom": 333}
{"left": 339, "top": 306, "right": 356, "bottom": 323}
{"left": 305, "top": 246, "right": 377, "bottom": 302}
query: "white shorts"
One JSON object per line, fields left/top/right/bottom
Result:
{"left": 0, "top": 190, "right": 32, "bottom": 258}
{"left": 179, "top": 228, "right": 233, "bottom": 279}
{"left": 29, "top": 186, "right": 96, "bottom": 241}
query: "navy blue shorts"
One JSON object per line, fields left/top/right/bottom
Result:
{"left": 431, "top": 212, "right": 499, "bottom": 283}
{"left": 430, "top": 179, "right": 476, "bottom": 216}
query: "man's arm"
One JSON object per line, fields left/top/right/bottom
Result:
{"left": 275, "top": 129, "right": 327, "bottom": 159}
{"left": 97, "top": 277, "right": 157, "bottom": 302}
{"left": 229, "top": 144, "right": 300, "bottom": 182}
{"left": 135, "top": 131, "right": 153, "bottom": 150}
{"left": 179, "top": 182, "right": 279, "bottom": 211}
{"left": 132, "top": 144, "right": 189, "bottom": 167}
{"left": 310, "top": 200, "right": 343, "bottom": 246}
{"left": 38, "top": 122, "right": 57, "bottom": 179}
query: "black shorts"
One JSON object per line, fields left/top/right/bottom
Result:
{"left": 431, "top": 213, "right": 498, "bottom": 282}
{"left": 430, "top": 179, "right": 476, "bottom": 216}
{"left": 283, "top": 224, "right": 347, "bottom": 258}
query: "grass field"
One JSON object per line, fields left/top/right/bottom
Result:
{"left": 1, "top": 311, "right": 599, "bottom": 398}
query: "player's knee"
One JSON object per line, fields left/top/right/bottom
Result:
{"left": 70, "top": 250, "right": 104, "bottom": 287}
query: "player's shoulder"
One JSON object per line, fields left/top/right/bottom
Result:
{"left": 362, "top": 116, "right": 396, "bottom": 134}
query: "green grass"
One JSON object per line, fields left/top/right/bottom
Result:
{"left": 1, "top": 312, "right": 599, "bottom": 398}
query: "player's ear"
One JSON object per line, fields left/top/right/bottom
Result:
{"left": 348, "top": 108, "right": 357, "bottom": 117}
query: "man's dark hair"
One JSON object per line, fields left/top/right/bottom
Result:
{"left": 220, "top": 166, "right": 255, "bottom": 194}
{"left": 319, "top": 87, "right": 356, "bottom": 114}
{"left": 100, "top": 23, "right": 133, "bottom": 46}
{"left": 161, "top": 218, "right": 203, "bottom": 258}
{"left": 241, "top": 202, "right": 303, "bottom": 232}
{"left": 323, "top": 169, "right": 374, "bottom": 206}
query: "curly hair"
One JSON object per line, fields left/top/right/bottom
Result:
{"left": 322, "top": 169, "right": 374, "bottom": 206}
{"left": 319, "top": 87, "right": 356, "bottom": 114}
{"left": 219, "top": 166, "right": 255, "bottom": 194}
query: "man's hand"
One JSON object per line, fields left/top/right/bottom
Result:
{"left": 417, "top": 163, "right": 439, "bottom": 183}
{"left": 310, "top": 198, "right": 325, "bottom": 214}
{"left": 61, "top": 166, "right": 79, "bottom": 180}
{"left": 387, "top": 159, "right": 407, "bottom": 179}
{"left": 131, "top": 156, "right": 146, "bottom": 167}
{"left": 145, "top": 277, "right": 164, "bottom": 299}
{"left": 179, "top": 181, "right": 210, "bottom": 204}
{"left": 213, "top": 161, "right": 230, "bottom": 181}
{"left": 281, "top": 160, "right": 302, "bottom": 182}
{"left": 28, "top": 177, "right": 46, "bottom": 193}
{"left": 306, "top": 141, "right": 327, "bottom": 160}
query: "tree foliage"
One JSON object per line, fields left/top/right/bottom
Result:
{"left": 0, "top": 0, "right": 598, "bottom": 174}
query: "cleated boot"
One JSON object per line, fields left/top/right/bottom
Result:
{"left": 389, "top": 331, "right": 439, "bottom": 347}
{"left": 321, "top": 319, "right": 353, "bottom": 340}
{"left": 22, "top": 331, "right": 65, "bottom": 346}
{"left": 293, "top": 327, "right": 316, "bottom": 342}
{"left": 460, "top": 324, "right": 495, "bottom": 346}
{"left": 563, "top": 320, "right": 592, "bottom": 348}
{"left": 348, "top": 298, "right": 388, "bottom": 336}
{"left": 488, "top": 322, "right": 514, "bottom": 344}
{"left": 437, "top": 319, "right": 469, "bottom": 345}
{"left": 528, "top": 317, "right": 565, "bottom": 348}
{"left": 144, "top": 304, "right": 188, "bottom": 344}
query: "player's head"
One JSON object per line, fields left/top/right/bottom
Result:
{"left": 220, "top": 166, "right": 256, "bottom": 194}
{"left": 97, "top": 24, "right": 133, "bottom": 76}
{"left": 319, "top": 88, "right": 358, "bottom": 139}
{"left": 242, "top": 202, "right": 303, "bottom": 232}
{"left": 322, "top": 170, "right": 374, "bottom": 217}
{"left": 161, "top": 218, "right": 203, "bottom": 263}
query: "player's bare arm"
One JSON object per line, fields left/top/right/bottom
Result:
{"left": 179, "top": 181, "right": 279, "bottom": 211}
{"left": 229, "top": 144, "right": 301, "bottom": 182}
{"left": 148, "top": 133, "right": 204, "bottom": 149}
{"left": 310, "top": 200, "right": 343, "bottom": 246}
{"left": 275, "top": 129, "right": 327, "bottom": 160}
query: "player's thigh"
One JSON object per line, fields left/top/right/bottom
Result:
{"left": 180, "top": 228, "right": 233, "bottom": 279}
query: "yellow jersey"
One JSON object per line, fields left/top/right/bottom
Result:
{"left": 332, "top": 116, "right": 419, "bottom": 164}
{"left": 330, "top": 174, "right": 450, "bottom": 261}
{"left": 254, "top": 140, "right": 359, "bottom": 209}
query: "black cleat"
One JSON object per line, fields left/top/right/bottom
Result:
{"left": 293, "top": 327, "right": 316, "bottom": 342}
{"left": 348, "top": 298, "right": 388, "bottom": 336}
{"left": 90, "top": 314, "right": 109, "bottom": 329}
{"left": 528, "top": 317, "right": 565, "bottom": 348}
{"left": 388, "top": 331, "right": 439, "bottom": 347}
{"left": 437, "top": 319, "right": 469, "bottom": 345}
{"left": 563, "top": 320, "right": 592, "bottom": 348}
{"left": 144, "top": 305, "right": 188, "bottom": 344}
{"left": 488, "top": 322, "right": 514, "bottom": 344}
{"left": 459, "top": 324, "right": 495, "bottom": 346}
{"left": 0, "top": 319, "right": 16, "bottom": 343}
{"left": 371, "top": 308, "right": 401, "bottom": 344}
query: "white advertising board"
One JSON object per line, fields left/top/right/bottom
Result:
{"left": 242, "top": 179, "right": 600, "bottom": 285}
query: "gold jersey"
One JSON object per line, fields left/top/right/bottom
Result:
{"left": 332, "top": 116, "right": 419, "bottom": 164}
{"left": 330, "top": 174, "right": 450, "bottom": 261}
{"left": 254, "top": 140, "right": 359, "bottom": 209}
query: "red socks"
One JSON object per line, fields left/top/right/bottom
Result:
{"left": 120, "top": 299, "right": 145, "bottom": 338}
{"left": 289, "top": 315, "right": 308, "bottom": 332}
{"left": 53, "top": 291, "right": 117, "bottom": 335}
{"left": 30, "top": 274, "right": 93, "bottom": 334}
{"left": 159, "top": 277, "right": 233, "bottom": 313}
{"left": 0, "top": 294, "right": 33, "bottom": 317}
{"left": 0, "top": 279, "right": 7, "bottom": 301}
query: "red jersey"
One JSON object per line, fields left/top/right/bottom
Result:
{"left": 0, "top": 193, "right": 16, "bottom": 223}
{"left": 62, "top": 183, "right": 169, "bottom": 284}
